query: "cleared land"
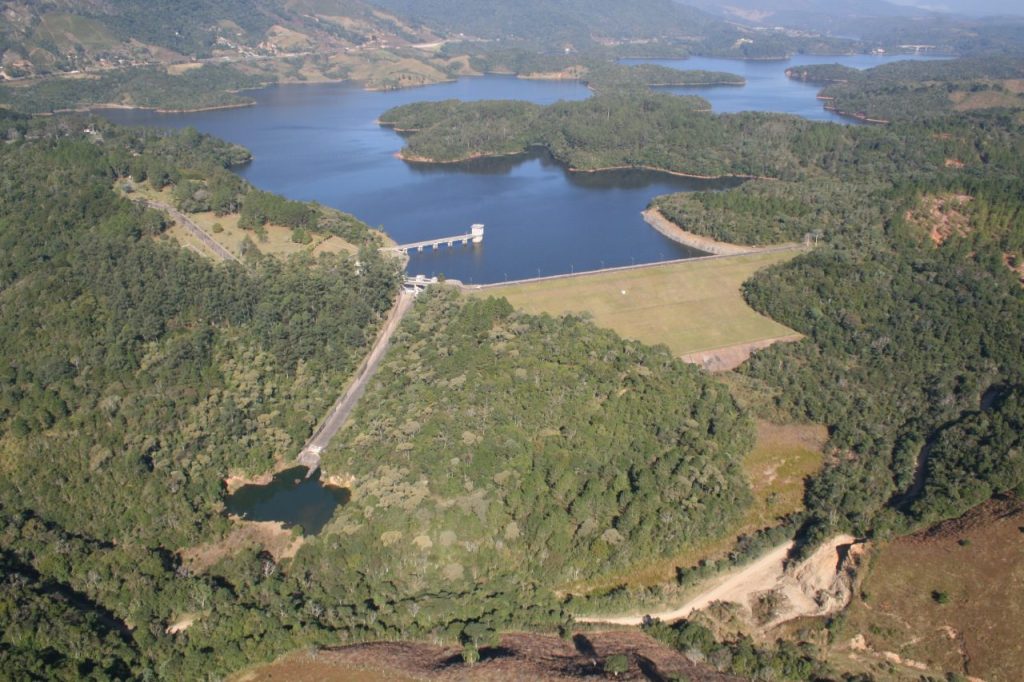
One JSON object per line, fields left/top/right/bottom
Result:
{"left": 579, "top": 534, "right": 859, "bottom": 627}
{"left": 833, "top": 496, "right": 1024, "bottom": 681}
{"left": 742, "top": 421, "right": 826, "bottom": 528}
{"left": 122, "top": 185, "right": 357, "bottom": 259}
{"left": 472, "top": 251, "right": 799, "bottom": 357}
{"left": 230, "top": 631, "right": 743, "bottom": 682}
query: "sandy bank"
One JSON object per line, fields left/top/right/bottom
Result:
{"left": 642, "top": 207, "right": 759, "bottom": 255}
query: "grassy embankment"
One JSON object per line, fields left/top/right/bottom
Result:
{"left": 472, "top": 251, "right": 798, "bottom": 357}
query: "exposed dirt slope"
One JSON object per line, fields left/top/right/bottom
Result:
{"left": 234, "top": 630, "right": 746, "bottom": 681}
{"left": 580, "top": 535, "right": 863, "bottom": 627}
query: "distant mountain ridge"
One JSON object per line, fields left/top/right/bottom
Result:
{"left": 0, "top": 0, "right": 438, "bottom": 77}
{"left": 366, "top": 0, "right": 723, "bottom": 43}
{"left": 680, "top": 0, "right": 932, "bottom": 29}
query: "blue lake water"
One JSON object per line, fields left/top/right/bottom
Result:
{"left": 100, "top": 54, "right": 940, "bottom": 284}
{"left": 99, "top": 53, "right": 941, "bottom": 529}
{"left": 625, "top": 54, "right": 945, "bottom": 122}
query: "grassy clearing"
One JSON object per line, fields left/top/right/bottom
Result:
{"left": 167, "top": 63, "right": 204, "bottom": 76}
{"left": 36, "top": 13, "right": 118, "bottom": 52}
{"left": 160, "top": 223, "right": 219, "bottom": 259}
{"left": 122, "top": 184, "right": 357, "bottom": 259}
{"left": 474, "top": 251, "right": 799, "bottom": 357}
{"left": 833, "top": 497, "right": 1024, "bottom": 681}
{"left": 188, "top": 210, "right": 315, "bottom": 259}
{"left": 743, "top": 421, "right": 826, "bottom": 528}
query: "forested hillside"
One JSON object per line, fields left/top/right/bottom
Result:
{"left": 0, "top": 113, "right": 410, "bottom": 677}
{"left": 382, "top": 65, "right": 1024, "bottom": 557}
{"left": 0, "top": 110, "right": 760, "bottom": 678}
{"left": 322, "top": 288, "right": 754, "bottom": 585}
{"left": 0, "top": 0, "right": 852, "bottom": 112}
{"left": 367, "top": 0, "right": 720, "bottom": 44}
{"left": 800, "top": 56, "right": 1024, "bottom": 122}
{"left": 380, "top": 90, "right": 998, "bottom": 178}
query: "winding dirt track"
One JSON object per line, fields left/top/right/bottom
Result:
{"left": 576, "top": 541, "right": 795, "bottom": 626}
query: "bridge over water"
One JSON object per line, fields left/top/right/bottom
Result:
{"left": 384, "top": 223, "right": 484, "bottom": 255}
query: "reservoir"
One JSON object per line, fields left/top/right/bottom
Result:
{"left": 623, "top": 54, "right": 944, "bottom": 122}
{"left": 100, "top": 54, "right": 937, "bottom": 283}
{"left": 224, "top": 467, "right": 350, "bottom": 535}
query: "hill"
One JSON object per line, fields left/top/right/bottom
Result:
{"left": 0, "top": 0, "right": 437, "bottom": 76}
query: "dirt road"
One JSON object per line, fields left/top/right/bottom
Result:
{"left": 298, "top": 290, "right": 415, "bottom": 471}
{"left": 576, "top": 542, "right": 796, "bottom": 626}
{"left": 142, "top": 199, "right": 238, "bottom": 262}
{"left": 576, "top": 534, "right": 860, "bottom": 627}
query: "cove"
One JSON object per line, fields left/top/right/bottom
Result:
{"left": 224, "top": 466, "right": 350, "bottom": 535}
{"left": 98, "top": 55, "right": 939, "bottom": 283}
{"left": 623, "top": 54, "right": 947, "bottom": 122}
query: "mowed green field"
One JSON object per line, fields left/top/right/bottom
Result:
{"left": 471, "top": 251, "right": 800, "bottom": 356}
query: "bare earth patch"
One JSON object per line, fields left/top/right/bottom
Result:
{"left": 1005, "top": 253, "right": 1024, "bottom": 286}
{"left": 179, "top": 520, "right": 304, "bottom": 574}
{"left": 166, "top": 612, "right": 200, "bottom": 635}
{"left": 231, "top": 631, "right": 745, "bottom": 681}
{"left": 680, "top": 334, "right": 803, "bottom": 372}
{"left": 578, "top": 535, "right": 863, "bottom": 629}
{"left": 904, "top": 193, "right": 973, "bottom": 246}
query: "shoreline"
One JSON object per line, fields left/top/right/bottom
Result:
{"left": 572, "top": 164, "right": 763, "bottom": 181}
{"left": 395, "top": 149, "right": 531, "bottom": 164}
{"left": 394, "top": 146, "right": 767, "bottom": 181}
{"left": 61, "top": 100, "right": 257, "bottom": 116}
{"left": 642, "top": 207, "right": 761, "bottom": 255}
{"left": 823, "top": 104, "right": 890, "bottom": 124}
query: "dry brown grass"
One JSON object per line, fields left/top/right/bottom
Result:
{"left": 833, "top": 497, "right": 1024, "bottom": 681}
{"left": 122, "top": 184, "right": 358, "bottom": 259}
{"left": 950, "top": 81, "right": 1024, "bottom": 111}
{"left": 167, "top": 62, "right": 204, "bottom": 75}
{"left": 743, "top": 421, "right": 826, "bottom": 529}
{"left": 179, "top": 520, "right": 304, "bottom": 574}
{"left": 230, "top": 631, "right": 741, "bottom": 682}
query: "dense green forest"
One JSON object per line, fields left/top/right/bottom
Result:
{"left": 382, "top": 61, "right": 1024, "bottom": 555}
{"left": 0, "top": 111, "right": 757, "bottom": 678}
{"left": 380, "top": 89, "right": 1001, "bottom": 178}
{"left": 322, "top": 288, "right": 754, "bottom": 584}
{"left": 0, "top": 64, "right": 271, "bottom": 114}
{"left": 0, "top": 113, "right": 425, "bottom": 678}
{"left": 807, "top": 56, "right": 1024, "bottom": 122}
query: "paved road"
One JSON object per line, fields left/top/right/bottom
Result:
{"left": 142, "top": 199, "right": 238, "bottom": 262}
{"left": 298, "top": 290, "right": 415, "bottom": 471}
